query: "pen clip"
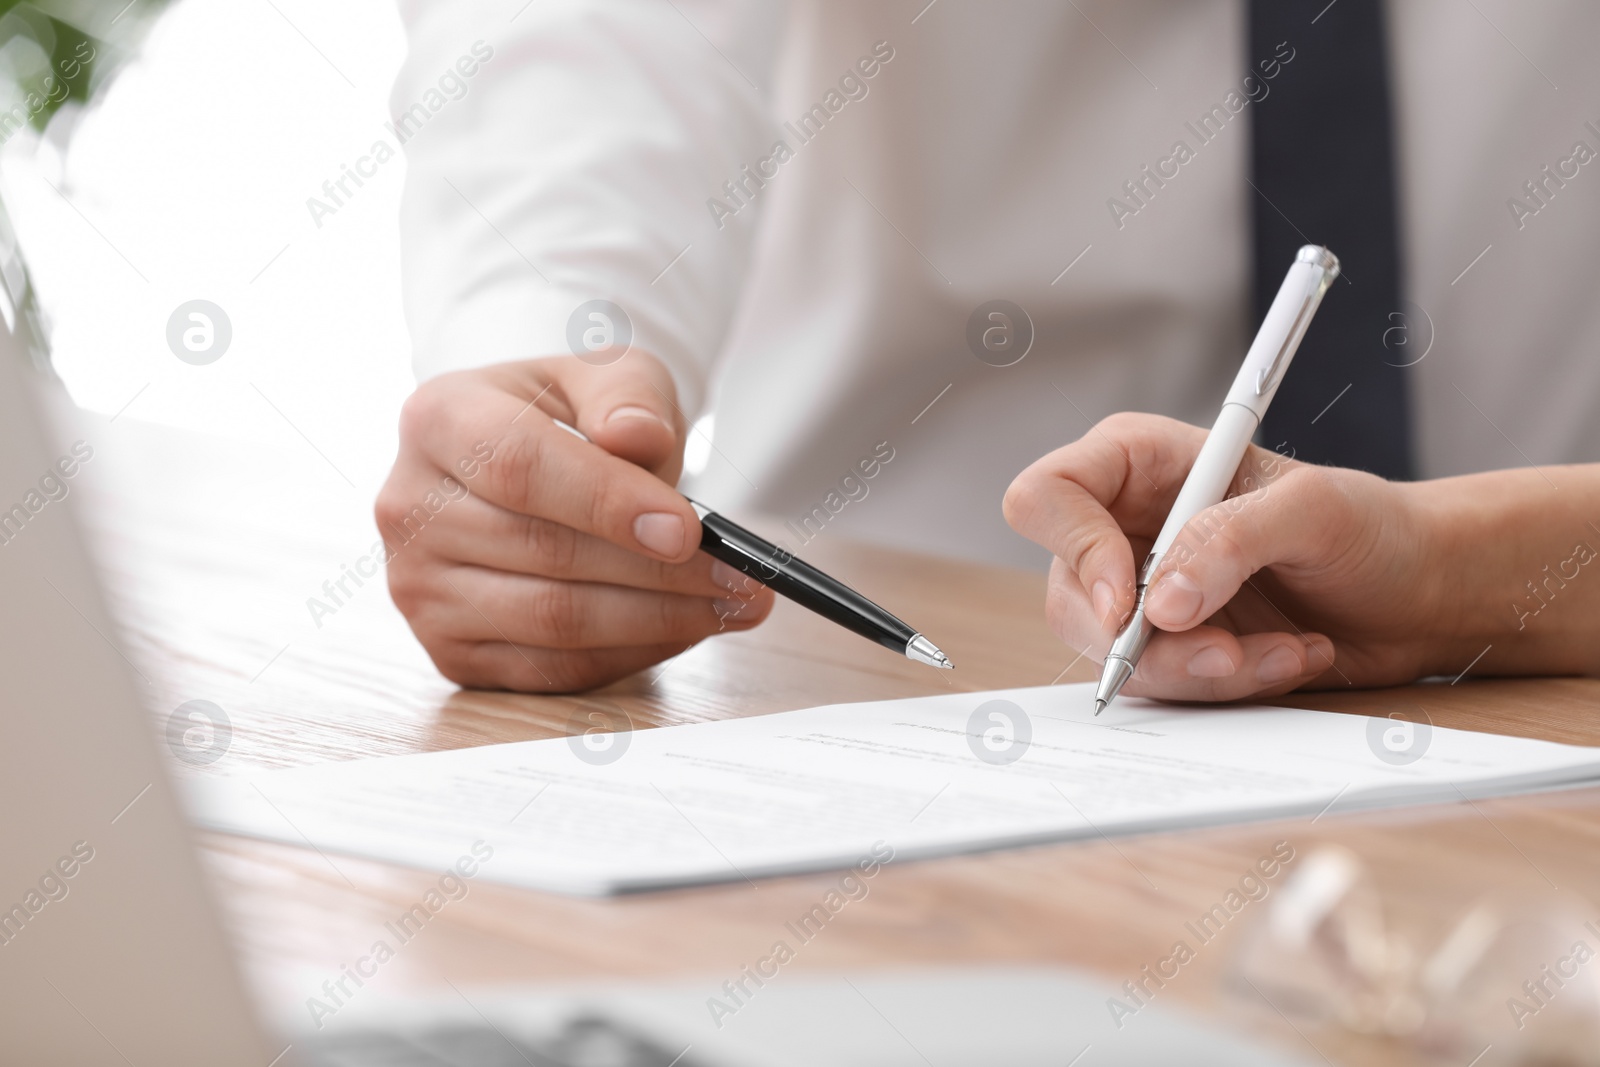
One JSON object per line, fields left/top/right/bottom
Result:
{"left": 1255, "top": 271, "right": 1321, "bottom": 397}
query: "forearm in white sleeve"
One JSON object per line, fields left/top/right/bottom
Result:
{"left": 391, "top": 0, "right": 784, "bottom": 415}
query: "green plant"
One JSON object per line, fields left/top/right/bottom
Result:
{"left": 0, "top": 1, "right": 168, "bottom": 368}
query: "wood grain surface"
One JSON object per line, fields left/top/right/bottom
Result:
{"left": 74, "top": 412, "right": 1600, "bottom": 1066}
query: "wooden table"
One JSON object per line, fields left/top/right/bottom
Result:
{"left": 79, "top": 412, "right": 1600, "bottom": 1066}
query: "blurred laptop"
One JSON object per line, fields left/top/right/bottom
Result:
{"left": 0, "top": 326, "right": 1313, "bottom": 1066}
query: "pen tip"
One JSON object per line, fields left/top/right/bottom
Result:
{"left": 1093, "top": 699, "right": 1106, "bottom": 717}
{"left": 907, "top": 634, "right": 953, "bottom": 670}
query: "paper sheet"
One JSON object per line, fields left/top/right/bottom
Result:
{"left": 184, "top": 684, "right": 1600, "bottom": 895}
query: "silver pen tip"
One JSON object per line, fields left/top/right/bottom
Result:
{"left": 1093, "top": 656, "right": 1134, "bottom": 715}
{"left": 907, "top": 634, "right": 953, "bottom": 670}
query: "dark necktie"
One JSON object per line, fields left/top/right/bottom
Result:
{"left": 1249, "top": 0, "right": 1414, "bottom": 480}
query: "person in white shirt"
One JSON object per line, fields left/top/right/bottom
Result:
{"left": 376, "top": 0, "right": 1600, "bottom": 696}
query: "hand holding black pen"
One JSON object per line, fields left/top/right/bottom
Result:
{"left": 533, "top": 400, "right": 952, "bottom": 672}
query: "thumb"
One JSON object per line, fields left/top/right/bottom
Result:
{"left": 1142, "top": 466, "right": 1336, "bottom": 631}
{"left": 556, "top": 352, "right": 687, "bottom": 479}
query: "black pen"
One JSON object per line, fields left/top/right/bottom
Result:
{"left": 550, "top": 419, "right": 951, "bottom": 669}
{"left": 690, "top": 501, "right": 953, "bottom": 670}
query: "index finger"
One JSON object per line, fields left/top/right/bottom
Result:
{"left": 1003, "top": 413, "right": 1208, "bottom": 624}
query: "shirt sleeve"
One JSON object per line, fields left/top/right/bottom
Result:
{"left": 390, "top": 0, "right": 785, "bottom": 415}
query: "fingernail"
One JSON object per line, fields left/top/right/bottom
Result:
{"left": 606, "top": 404, "right": 666, "bottom": 428}
{"left": 1257, "top": 645, "right": 1304, "bottom": 685}
{"left": 710, "top": 560, "right": 745, "bottom": 591}
{"left": 1187, "top": 646, "right": 1236, "bottom": 679}
{"left": 633, "top": 512, "right": 685, "bottom": 556}
{"left": 1146, "top": 570, "right": 1203, "bottom": 625}
{"left": 1091, "top": 580, "right": 1117, "bottom": 627}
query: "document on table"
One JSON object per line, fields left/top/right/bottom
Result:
{"left": 183, "top": 683, "right": 1600, "bottom": 896}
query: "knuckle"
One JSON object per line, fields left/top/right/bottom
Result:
{"left": 534, "top": 663, "right": 582, "bottom": 693}
{"left": 525, "top": 578, "right": 582, "bottom": 642}
{"left": 1238, "top": 444, "right": 1287, "bottom": 493}
{"left": 694, "top": 589, "right": 738, "bottom": 633}
{"left": 522, "top": 516, "right": 581, "bottom": 576}
{"left": 483, "top": 430, "right": 542, "bottom": 514}
{"left": 647, "top": 556, "right": 686, "bottom": 591}
{"left": 373, "top": 486, "right": 407, "bottom": 533}
{"left": 1179, "top": 491, "right": 1255, "bottom": 572}
{"left": 375, "top": 492, "right": 438, "bottom": 547}
{"left": 501, "top": 646, "right": 571, "bottom": 692}
{"left": 1121, "top": 435, "right": 1168, "bottom": 488}
{"left": 1202, "top": 517, "right": 1251, "bottom": 576}
{"left": 658, "top": 593, "right": 691, "bottom": 636}
{"left": 1277, "top": 464, "right": 1347, "bottom": 528}
{"left": 537, "top": 653, "right": 600, "bottom": 693}
{"left": 1162, "top": 536, "right": 1198, "bottom": 571}
{"left": 397, "top": 380, "right": 451, "bottom": 443}
{"left": 1060, "top": 529, "right": 1101, "bottom": 583}
{"left": 429, "top": 643, "right": 482, "bottom": 688}
{"left": 1095, "top": 410, "right": 1146, "bottom": 438}
{"left": 1281, "top": 462, "right": 1332, "bottom": 498}
{"left": 584, "top": 470, "right": 624, "bottom": 540}
{"left": 384, "top": 561, "right": 428, "bottom": 618}
{"left": 453, "top": 641, "right": 567, "bottom": 693}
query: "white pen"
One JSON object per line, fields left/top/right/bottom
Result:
{"left": 1093, "top": 245, "right": 1341, "bottom": 715}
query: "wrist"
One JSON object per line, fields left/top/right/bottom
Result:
{"left": 1409, "top": 467, "right": 1600, "bottom": 678}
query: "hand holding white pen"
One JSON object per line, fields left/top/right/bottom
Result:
{"left": 1003, "top": 245, "right": 1508, "bottom": 708}
{"left": 1091, "top": 247, "right": 1341, "bottom": 713}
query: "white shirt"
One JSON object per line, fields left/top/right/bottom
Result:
{"left": 393, "top": 0, "right": 1600, "bottom": 569}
